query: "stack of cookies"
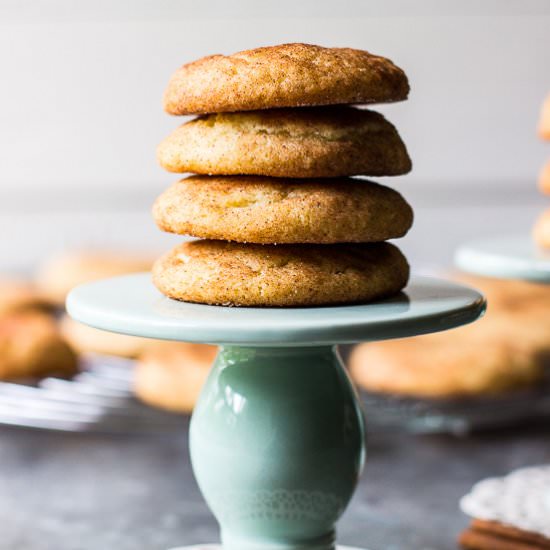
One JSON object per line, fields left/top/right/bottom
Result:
{"left": 152, "top": 43, "right": 413, "bottom": 307}
{"left": 533, "top": 94, "right": 550, "bottom": 247}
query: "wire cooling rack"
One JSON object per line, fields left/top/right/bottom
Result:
{"left": 1, "top": 352, "right": 549, "bottom": 435}
{"left": 0, "top": 354, "right": 182, "bottom": 433}
{"left": 361, "top": 378, "right": 550, "bottom": 435}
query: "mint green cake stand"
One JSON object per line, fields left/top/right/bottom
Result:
{"left": 455, "top": 235, "right": 550, "bottom": 283}
{"left": 67, "top": 273, "right": 484, "bottom": 550}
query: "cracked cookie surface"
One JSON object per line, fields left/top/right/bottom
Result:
{"left": 153, "top": 240, "right": 409, "bottom": 307}
{"left": 157, "top": 106, "right": 411, "bottom": 178}
{"left": 153, "top": 175, "right": 413, "bottom": 244}
{"left": 163, "top": 43, "right": 409, "bottom": 115}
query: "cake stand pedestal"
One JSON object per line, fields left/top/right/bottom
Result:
{"left": 455, "top": 235, "right": 550, "bottom": 283}
{"left": 67, "top": 273, "right": 484, "bottom": 550}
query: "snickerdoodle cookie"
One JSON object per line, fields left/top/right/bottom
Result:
{"left": 134, "top": 342, "right": 217, "bottom": 413}
{"left": 0, "top": 278, "right": 51, "bottom": 315}
{"left": 37, "top": 250, "right": 154, "bottom": 306}
{"left": 163, "top": 43, "right": 409, "bottom": 115}
{"left": 533, "top": 208, "right": 550, "bottom": 248}
{"left": 538, "top": 161, "right": 550, "bottom": 194}
{"left": 0, "top": 311, "right": 78, "bottom": 380}
{"left": 60, "top": 315, "right": 157, "bottom": 358}
{"left": 350, "top": 324, "right": 543, "bottom": 398}
{"left": 350, "top": 275, "right": 550, "bottom": 398}
{"left": 157, "top": 107, "right": 411, "bottom": 178}
{"left": 454, "top": 273, "right": 550, "bottom": 313}
{"left": 153, "top": 176, "right": 413, "bottom": 244}
{"left": 539, "top": 94, "right": 550, "bottom": 140}
{"left": 152, "top": 240, "right": 409, "bottom": 307}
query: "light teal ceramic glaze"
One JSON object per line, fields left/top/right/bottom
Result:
{"left": 455, "top": 235, "right": 550, "bottom": 283}
{"left": 66, "top": 274, "right": 485, "bottom": 550}
{"left": 190, "top": 346, "right": 364, "bottom": 550}
{"left": 66, "top": 274, "right": 485, "bottom": 346}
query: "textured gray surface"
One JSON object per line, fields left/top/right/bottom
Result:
{"left": 1, "top": 414, "right": 548, "bottom": 550}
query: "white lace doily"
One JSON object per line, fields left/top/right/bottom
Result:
{"left": 460, "top": 464, "right": 550, "bottom": 537}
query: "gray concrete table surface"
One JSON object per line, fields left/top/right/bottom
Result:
{"left": 1, "top": 414, "right": 549, "bottom": 550}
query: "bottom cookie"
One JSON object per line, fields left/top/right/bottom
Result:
{"left": 460, "top": 520, "right": 550, "bottom": 550}
{"left": 152, "top": 240, "right": 409, "bottom": 307}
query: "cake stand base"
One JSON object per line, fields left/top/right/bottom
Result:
{"left": 67, "top": 274, "right": 484, "bottom": 550}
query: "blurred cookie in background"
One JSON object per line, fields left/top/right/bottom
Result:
{"left": 454, "top": 273, "right": 550, "bottom": 315}
{"left": 134, "top": 342, "right": 218, "bottom": 413}
{"left": 350, "top": 322, "right": 542, "bottom": 398}
{"left": 36, "top": 250, "right": 154, "bottom": 306}
{"left": 537, "top": 160, "right": 550, "bottom": 195}
{"left": 350, "top": 274, "right": 550, "bottom": 398}
{"left": 0, "top": 278, "right": 52, "bottom": 315}
{"left": 533, "top": 208, "right": 550, "bottom": 249}
{"left": 539, "top": 93, "right": 550, "bottom": 140}
{"left": 60, "top": 315, "right": 157, "bottom": 358}
{"left": 0, "top": 311, "right": 77, "bottom": 380}
{"left": 533, "top": 94, "right": 550, "bottom": 248}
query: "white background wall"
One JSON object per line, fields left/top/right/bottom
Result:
{"left": 2, "top": 0, "right": 550, "bottom": 190}
{"left": 1, "top": 0, "right": 550, "bottom": 270}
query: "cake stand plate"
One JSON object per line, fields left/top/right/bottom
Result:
{"left": 455, "top": 235, "right": 550, "bottom": 282}
{"left": 67, "top": 274, "right": 484, "bottom": 550}
{"left": 66, "top": 273, "right": 484, "bottom": 346}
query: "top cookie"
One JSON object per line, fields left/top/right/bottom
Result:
{"left": 163, "top": 43, "right": 409, "bottom": 115}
